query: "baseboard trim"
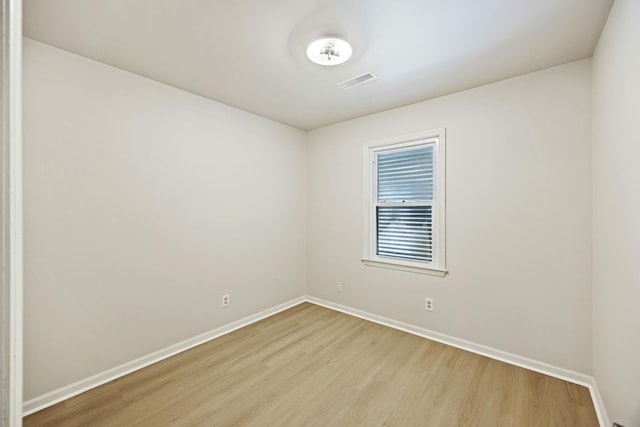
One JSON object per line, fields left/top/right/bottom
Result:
{"left": 307, "top": 296, "right": 593, "bottom": 385}
{"left": 307, "top": 297, "right": 608, "bottom": 426}
{"left": 23, "top": 296, "right": 306, "bottom": 416}
{"left": 589, "top": 378, "right": 610, "bottom": 427}
{"left": 25, "top": 295, "right": 608, "bottom": 427}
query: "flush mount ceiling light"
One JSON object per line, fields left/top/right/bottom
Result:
{"left": 306, "top": 38, "right": 352, "bottom": 66}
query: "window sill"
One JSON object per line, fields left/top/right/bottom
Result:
{"left": 361, "top": 258, "right": 447, "bottom": 277}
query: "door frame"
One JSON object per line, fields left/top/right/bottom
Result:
{"left": 1, "top": 0, "right": 22, "bottom": 425}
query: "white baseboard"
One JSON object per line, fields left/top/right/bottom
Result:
{"left": 25, "top": 295, "right": 610, "bottom": 427}
{"left": 306, "top": 297, "right": 592, "bottom": 384}
{"left": 23, "top": 296, "right": 306, "bottom": 416}
{"left": 589, "top": 378, "right": 611, "bottom": 427}
{"left": 306, "top": 297, "right": 608, "bottom": 427}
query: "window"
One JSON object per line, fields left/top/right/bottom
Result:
{"left": 362, "top": 129, "right": 446, "bottom": 276}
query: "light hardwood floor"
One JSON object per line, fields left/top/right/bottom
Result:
{"left": 24, "top": 302, "right": 599, "bottom": 426}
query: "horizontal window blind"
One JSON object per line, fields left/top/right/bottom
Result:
{"left": 376, "top": 206, "right": 433, "bottom": 262}
{"left": 377, "top": 147, "right": 433, "bottom": 202}
{"left": 375, "top": 144, "right": 435, "bottom": 263}
{"left": 365, "top": 130, "right": 445, "bottom": 273}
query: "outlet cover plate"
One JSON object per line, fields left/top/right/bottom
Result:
{"left": 425, "top": 298, "right": 434, "bottom": 312}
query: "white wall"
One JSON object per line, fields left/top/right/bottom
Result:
{"left": 307, "top": 60, "right": 593, "bottom": 373}
{"left": 592, "top": 0, "right": 640, "bottom": 425}
{"left": 23, "top": 39, "right": 307, "bottom": 400}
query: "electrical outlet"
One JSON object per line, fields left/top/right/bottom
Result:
{"left": 424, "top": 297, "right": 434, "bottom": 312}
{"left": 221, "top": 294, "right": 230, "bottom": 308}
{"left": 336, "top": 281, "right": 344, "bottom": 293}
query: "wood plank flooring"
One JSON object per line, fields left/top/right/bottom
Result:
{"left": 24, "top": 302, "right": 599, "bottom": 426}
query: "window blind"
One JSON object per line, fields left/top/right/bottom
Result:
{"left": 377, "top": 147, "right": 433, "bottom": 202}
{"left": 377, "top": 206, "right": 433, "bottom": 262}
{"left": 376, "top": 146, "right": 434, "bottom": 262}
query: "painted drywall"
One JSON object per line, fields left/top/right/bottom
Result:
{"left": 23, "top": 39, "right": 307, "bottom": 400}
{"left": 592, "top": 0, "right": 640, "bottom": 425}
{"left": 307, "top": 60, "right": 592, "bottom": 373}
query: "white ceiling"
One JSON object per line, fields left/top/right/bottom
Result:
{"left": 24, "top": 0, "right": 613, "bottom": 130}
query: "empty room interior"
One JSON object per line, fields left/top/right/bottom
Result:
{"left": 17, "top": 0, "right": 639, "bottom": 426}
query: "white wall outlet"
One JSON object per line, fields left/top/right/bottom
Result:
{"left": 336, "top": 281, "right": 344, "bottom": 293}
{"left": 424, "top": 297, "right": 434, "bottom": 312}
{"left": 222, "top": 294, "right": 230, "bottom": 308}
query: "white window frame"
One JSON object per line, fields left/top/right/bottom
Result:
{"left": 362, "top": 129, "right": 446, "bottom": 276}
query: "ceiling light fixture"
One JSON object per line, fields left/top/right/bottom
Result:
{"left": 306, "top": 38, "right": 352, "bottom": 66}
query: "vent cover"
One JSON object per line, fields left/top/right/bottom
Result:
{"left": 337, "top": 72, "right": 377, "bottom": 89}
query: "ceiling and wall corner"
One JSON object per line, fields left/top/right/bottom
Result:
{"left": 23, "top": 0, "right": 613, "bottom": 130}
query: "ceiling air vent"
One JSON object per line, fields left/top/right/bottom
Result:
{"left": 337, "top": 72, "right": 377, "bottom": 89}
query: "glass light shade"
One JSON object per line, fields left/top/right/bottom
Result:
{"left": 306, "top": 38, "right": 352, "bottom": 66}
